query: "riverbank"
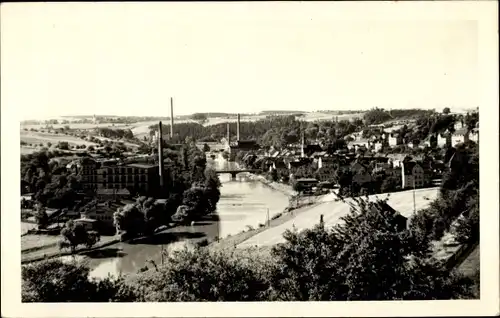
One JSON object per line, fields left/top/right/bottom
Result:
{"left": 209, "top": 170, "right": 337, "bottom": 247}
{"left": 209, "top": 194, "right": 327, "bottom": 250}
{"left": 244, "top": 173, "right": 297, "bottom": 197}
{"left": 21, "top": 235, "right": 121, "bottom": 264}
{"left": 21, "top": 225, "right": 178, "bottom": 264}
{"left": 124, "top": 197, "right": 329, "bottom": 283}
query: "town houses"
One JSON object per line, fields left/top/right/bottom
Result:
{"left": 235, "top": 114, "right": 479, "bottom": 196}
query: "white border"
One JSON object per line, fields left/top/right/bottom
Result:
{"left": 1, "top": 1, "right": 498, "bottom": 317}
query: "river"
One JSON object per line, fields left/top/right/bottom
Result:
{"left": 67, "top": 155, "right": 290, "bottom": 279}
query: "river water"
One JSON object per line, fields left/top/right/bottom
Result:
{"left": 68, "top": 155, "right": 290, "bottom": 279}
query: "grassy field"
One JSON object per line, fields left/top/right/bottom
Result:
{"left": 238, "top": 188, "right": 439, "bottom": 248}
{"left": 21, "top": 146, "right": 40, "bottom": 155}
{"left": 21, "top": 234, "right": 61, "bottom": 252}
{"left": 21, "top": 222, "right": 37, "bottom": 235}
{"left": 21, "top": 234, "right": 119, "bottom": 262}
{"left": 21, "top": 122, "right": 136, "bottom": 130}
{"left": 20, "top": 130, "right": 99, "bottom": 148}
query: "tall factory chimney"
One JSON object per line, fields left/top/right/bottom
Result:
{"left": 170, "top": 97, "right": 174, "bottom": 139}
{"left": 236, "top": 113, "right": 241, "bottom": 141}
{"left": 158, "top": 121, "right": 164, "bottom": 189}
{"left": 301, "top": 131, "right": 305, "bottom": 158}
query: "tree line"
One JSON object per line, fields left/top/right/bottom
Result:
{"left": 22, "top": 191, "right": 477, "bottom": 302}
{"left": 149, "top": 115, "right": 365, "bottom": 149}
{"left": 22, "top": 142, "right": 222, "bottom": 238}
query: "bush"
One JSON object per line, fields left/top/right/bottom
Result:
{"left": 271, "top": 213, "right": 282, "bottom": 220}
{"left": 452, "top": 196, "right": 479, "bottom": 244}
{"left": 132, "top": 247, "right": 271, "bottom": 301}
{"left": 57, "top": 141, "right": 70, "bottom": 150}
{"left": 197, "top": 239, "right": 210, "bottom": 247}
{"left": 22, "top": 259, "right": 139, "bottom": 302}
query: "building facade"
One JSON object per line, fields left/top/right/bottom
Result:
{"left": 401, "top": 162, "right": 425, "bottom": 189}
{"left": 451, "top": 127, "right": 470, "bottom": 146}
{"left": 388, "top": 133, "right": 404, "bottom": 147}
{"left": 80, "top": 159, "right": 158, "bottom": 194}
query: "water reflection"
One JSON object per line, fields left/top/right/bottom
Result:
{"left": 84, "top": 156, "right": 289, "bottom": 279}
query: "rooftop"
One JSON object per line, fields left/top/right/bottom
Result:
{"left": 126, "top": 163, "right": 157, "bottom": 169}
{"left": 75, "top": 218, "right": 97, "bottom": 223}
{"left": 296, "top": 178, "right": 319, "bottom": 183}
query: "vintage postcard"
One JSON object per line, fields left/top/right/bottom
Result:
{"left": 1, "top": 1, "right": 498, "bottom": 317}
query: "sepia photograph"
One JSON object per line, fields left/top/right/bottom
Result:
{"left": 1, "top": 1, "right": 498, "bottom": 317}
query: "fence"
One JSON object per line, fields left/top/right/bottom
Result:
{"left": 444, "top": 239, "right": 479, "bottom": 271}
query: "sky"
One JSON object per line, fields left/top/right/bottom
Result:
{"left": 1, "top": 2, "right": 483, "bottom": 120}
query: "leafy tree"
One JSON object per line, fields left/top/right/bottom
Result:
{"left": 35, "top": 205, "right": 49, "bottom": 229}
{"left": 411, "top": 143, "right": 478, "bottom": 242}
{"left": 464, "top": 111, "right": 479, "bottom": 130}
{"left": 381, "top": 174, "right": 401, "bottom": 193}
{"left": 452, "top": 194, "right": 479, "bottom": 244}
{"left": 269, "top": 197, "right": 474, "bottom": 300}
{"left": 57, "top": 141, "right": 70, "bottom": 150}
{"left": 336, "top": 168, "right": 353, "bottom": 196}
{"left": 191, "top": 113, "right": 208, "bottom": 124}
{"left": 291, "top": 180, "right": 305, "bottom": 193}
{"left": 114, "top": 203, "right": 146, "bottom": 237}
{"left": 60, "top": 220, "right": 101, "bottom": 253}
{"left": 97, "top": 128, "right": 134, "bottom": 140}
{"left": 171, "top": 205, "right": 192, "bottom": 224}
{"left": 22, "top": 259, "right": 139, "bottom": 302}
{"left": 133, "top": 246, "right": 271, "bottom": 301}
{"left": 181, "top": 186, "right": 210, "bottom": 218}
{"left": 269, "top": 168, "right": 278, "bottom": 182}
{"left": 363, "top": 108, "right": 392, "bottom": 125}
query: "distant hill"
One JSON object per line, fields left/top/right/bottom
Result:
{"left": 313, "top": 110, "right": 364, "bottom": 115}
{"left": 258, "top": 110, "right": 307, "bottom": 115}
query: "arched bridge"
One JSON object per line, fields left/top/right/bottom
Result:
{"left": 215, "top": 169, "right": 259, "bottom": 180}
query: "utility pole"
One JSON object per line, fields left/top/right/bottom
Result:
{"left": 413, "top": 177, "right": 416, "bottom": 215}
{"left": 267, "top": 208, "right": 270, "bottom": 227}
{"left": 170, "top": 97, "right": 174, "bottom": 139}
{"left": 158, "top": 121, "right": 164, "bottom": 191}
{"left": 160, "top": 244, "right": 164, "bottom": 265}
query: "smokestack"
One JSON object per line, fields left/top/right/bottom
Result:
{"left": 227, "top": 123, "right": 230, "bottom": 144}
{"left": 301, "top": 131, "right": 305, "bottom": 158}
{"left": 237, "top": 113, "right": 240, "bottom": 141}
{"left": 158, "top": 121, "right": 164, "bottom": 189}
{"left": 170, "top": 97, "right": 174, "bottom": 139}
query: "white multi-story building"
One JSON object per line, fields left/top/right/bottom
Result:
{"left": 388, "top": 134, "right": 404, "bottom": 147}
{"left": 451, "top": 127, "right": 470, "bottom": 146}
